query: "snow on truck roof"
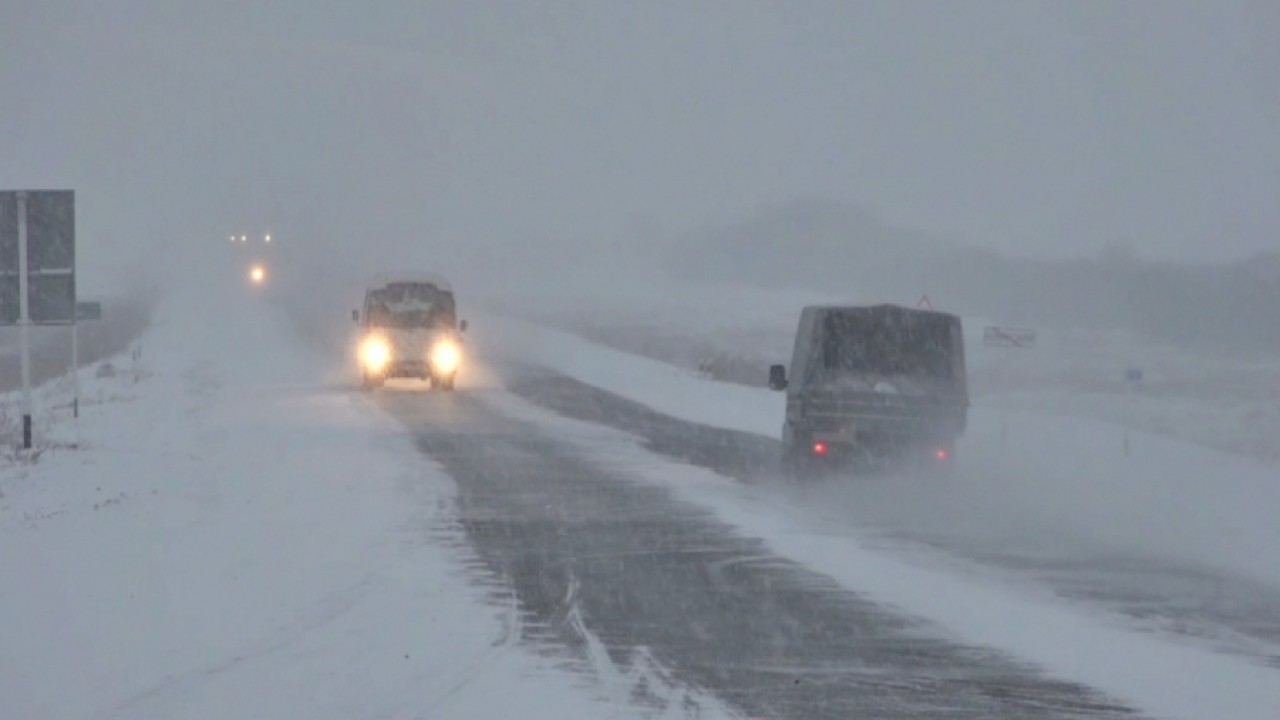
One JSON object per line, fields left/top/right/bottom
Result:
{"left": 367, "top": 272, "right": 453, "bottom": 293}
{"left": 805, "top": 304, "right": 959, "bottom": 319}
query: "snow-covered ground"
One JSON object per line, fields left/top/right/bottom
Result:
{"left": 469, "top": 314, "right": 1280, "bottom": 720}
{"left": 6, "top": 261, "right": 1277, "bottom": 720}
{"left": 0, "top": 274, "right": 734, "bottom": 720}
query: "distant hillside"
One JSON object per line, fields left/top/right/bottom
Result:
{"left": 669, "top": 200, "right": 946, "bottom": 294}
{"left": 666, "top": 201, "right": 1280, "bottom": 355}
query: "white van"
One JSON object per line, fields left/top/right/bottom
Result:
{"left": 353, "top": 273, "right": 467, "bottom": 390}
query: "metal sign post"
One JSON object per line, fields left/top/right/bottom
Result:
{"left": 17, "top": 192, "right": 32, "bottom": 448}
{"left": 1, "top": 190, "right": 76, "bottom": 450}
{"left": 70, "top": 302, "right": 101, "bottom": 425}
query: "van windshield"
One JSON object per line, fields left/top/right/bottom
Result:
{"left": 822, "top": 310, "right": 956, "bottom": 379}
{"left": 366, "top": 283, "right": 456, "bottom": 329}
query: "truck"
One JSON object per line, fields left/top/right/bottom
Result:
{"left": 353, "top": 273, "right": 467, "bottom": 391}
{"left": 768, "top": 305, "right": 968, "bottom": 477}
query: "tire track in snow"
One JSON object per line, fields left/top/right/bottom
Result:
{"left": 378, "top": 386, "right": 1140, "bottom": 719}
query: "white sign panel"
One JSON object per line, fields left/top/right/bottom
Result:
{"left": 983, "top": 326, "right": 1037, "bottom": 349}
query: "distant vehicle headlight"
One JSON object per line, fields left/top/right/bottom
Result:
{"left": 360, "top": 336, "right": 392, "bottom": 373}
{"left": 249, "top": 264, "right": 267, "bottom": 284}
{"left": 429, "top": 340, "right": 461, "bottom": 374}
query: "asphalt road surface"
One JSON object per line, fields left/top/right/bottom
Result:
{"left": 375, "top": 371, "right": 1143, "bottom": 719}
{"left": 507, "top": 368, "right": 1280, "bottom": 671}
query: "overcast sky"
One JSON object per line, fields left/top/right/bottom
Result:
{"left": 1, "top": 1, "right": 1276, "bottom": 291}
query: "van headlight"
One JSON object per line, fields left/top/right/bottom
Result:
{"left": 359, "top": 336, "right": 392, "bottom": 373}
{"left": 430, "top": 340, "right": 461, "bottom": 374}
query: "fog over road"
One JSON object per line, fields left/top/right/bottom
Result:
{"left": 0, "top": 296, "right": 152, "bottom": 393}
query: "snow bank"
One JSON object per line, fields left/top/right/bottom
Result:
{"left": 476, "top": 316, "right": 783, "bottom": 437}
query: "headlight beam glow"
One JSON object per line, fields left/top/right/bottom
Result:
{"left": 430, "top": 341, "right": 461, "bottom": 375}
{"left": 359, "top": 336, "right": 392, "bottom": 373}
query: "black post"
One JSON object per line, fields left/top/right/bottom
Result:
{"left": 73, "top": 398, "right": 79, "bottom": 419}
{"left": 23, "top": 414, "right": 32, "bottom": 449}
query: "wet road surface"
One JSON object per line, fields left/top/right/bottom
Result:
{"left": 376, "top": 382, "right": 1140, "bottom": 719}
{"left": 506, "top": 368, "right": 1280, "bottom": 670}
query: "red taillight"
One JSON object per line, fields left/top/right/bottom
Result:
{"left": 935, "top": 448, "right": 949, "bottom": 461}
{"left": 813, "top": 442, "right": 829, "bottom": 456}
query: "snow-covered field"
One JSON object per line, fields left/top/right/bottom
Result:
{"left": 495, "top": 279, "right": 1280, "bottom": 465}
{"left": 0, "top": 276, "right": 734, "bottom": 720}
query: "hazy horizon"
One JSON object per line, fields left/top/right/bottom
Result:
{"left": 3, "top": 2, "right": 1277, "bottom": 296}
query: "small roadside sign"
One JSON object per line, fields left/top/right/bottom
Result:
{"left": 983, "top": 326, "right": 1037, "bottom": 349}
{"left": 75, "top": 301, "right": 102, "bottom": 321}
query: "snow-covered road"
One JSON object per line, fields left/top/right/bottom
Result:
{"left": 5, "top": 269, "right": 1279, "bottom": 720}
{"left": 377, "top": 370, "right": 1148, "bottom": 719}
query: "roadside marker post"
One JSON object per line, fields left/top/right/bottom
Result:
{"left": 1123, "top": 366, "right": 1143, "bottom": 457}
{"left": 2, "top": 190, "right": 77, "bottom": 450}
{"left": 17, "top": 192, "right": 32, "bottom": 448}
{"left": 70, "top": 302, "right": 102, "bottom": 424}
{"left": 72, "top": 322, "right": 78, "bottom": 419}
